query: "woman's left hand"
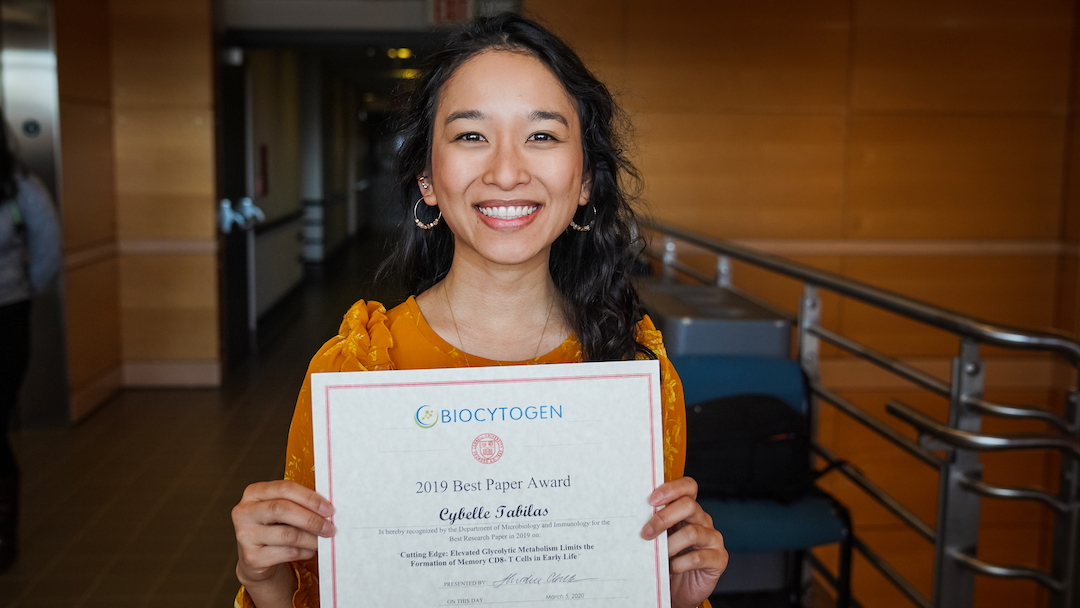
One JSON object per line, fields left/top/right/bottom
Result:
{"left": 641, "top": 476, "right": 728, "bottom": 608}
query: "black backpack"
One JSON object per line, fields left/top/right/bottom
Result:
{"left": 683, "top": 393, "right": 812, "bottom": 504}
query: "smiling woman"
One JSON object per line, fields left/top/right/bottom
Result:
{"left": 231, "top": 14, "right": 727, "bottom": 608}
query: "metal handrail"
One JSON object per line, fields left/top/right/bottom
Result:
{"left": 964, "top": 396, "right": 1075, "bottom": 434}
{"left": 886, "top": 399, "right": 1080, "bottom": 458}
{"left": 814, "top": 443, "right": 938, "bottom": 543}
{"left": 645, "top": 220, "right": 1080, "bottom": 608}
{"left": 643, "top": 220, "right": 1080, "bottom": 366}
{"left": 814, "top": 384, "right": 943, "bottom": 469}
{"left": 949, "top": 549, "right": 1065, "bottom": 592}
{"left": 809, "top": 325, "right": 951, "bottom": 396}
{"left": 853, "top": 535, "right": 933, "bottom": 608}
{"left": 957, "top": 475, "right": 1069, "bottom": 514}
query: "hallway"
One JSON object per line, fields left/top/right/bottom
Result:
{"left": 0, "top": 235, "right": 404, "bottom": 607}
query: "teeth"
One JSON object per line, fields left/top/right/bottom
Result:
{"left": 478, "top": 205, "right": 538, "bottom": 220}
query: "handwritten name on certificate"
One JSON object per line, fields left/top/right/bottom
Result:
{"left": 310, "top": 360, "right": 671, "bottom": 608}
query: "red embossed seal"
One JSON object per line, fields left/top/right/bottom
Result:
{"left": 471, "top": 433, "right": 504, "bottom": 464}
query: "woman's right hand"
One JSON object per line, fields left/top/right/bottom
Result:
{"left": 232, "top": 480, "right": 336, "bottom": 600}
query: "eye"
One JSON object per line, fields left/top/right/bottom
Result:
{"left": 456, "top": 132, "right": 485, "bottom": 142}
{"left": 528, "top": 132, "right": 559, "bottom": 142}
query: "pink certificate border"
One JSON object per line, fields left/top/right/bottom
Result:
{"left": 320, "top": 371, "right": 663, "bottom": 608}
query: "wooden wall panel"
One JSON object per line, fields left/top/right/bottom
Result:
{"left": 54, "top": 0, "right": 122, "bottom": 417}
{"left": 54, "top": 0, "right": 111, "bottom": 104}
{"left": 1057, "top": 253, "right": 1080, "bottom": 335}
{"left": 110, "top": 0, "right": 218, "bottom": 383}
{"left": 113, "top": 109, "right": 215, "bottom": 240}
{"left": 624, "top": 0, "right": 850, "bottom": 114}
{"left": 640, "top": 114, "right": 845, "bottom": 238}
{"left": 852, "top": 1, "right": 1071, "bottom": 114}
{"left": 119, "top": 254, "right": 218, "bottom": 360}
{"left": 58, "top": 102, "right": 116, "bottom": 251}
{"left": 524, "top": 1, "right": 1075, "bottom": 605}
{"left": 847, "top": 116, "right": 1065, "bottom": 240}
{"left": 840, "top": 255, "right": 1058, "bottom": 357}
{"left": 119, "top": 254, "right": 217, "bottom": 310}
{"left": 522, "top": 0, "right": 626, "bottom": 88}
{"left": 110, "top": 0, "right": 213, "bottom": 109}
{"left": 64, "top": 258, "right": 121, "bottom": 392}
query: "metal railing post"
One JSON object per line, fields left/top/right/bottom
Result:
{"left": 716, "top": 255, "right": 732, "bottom": 287}
{"left": 1053, "top": 389, "right": 1080, "bottom": 608}
{"left": 799, "top": 285, "right": 822, "bottom": 437}
{"left": 932, "top": 339, "right": 984, "bottom": 608}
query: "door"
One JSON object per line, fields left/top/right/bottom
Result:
{"left": 217, "top": 49, "right": 253, "bottom": 369}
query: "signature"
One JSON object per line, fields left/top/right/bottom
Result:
{"left": 492, "top": 573, "right": 597, "bottom": 588}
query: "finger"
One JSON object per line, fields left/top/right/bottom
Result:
{"left": 666, "top": 523, "right": 722, "bottom": 558}
{"left": 640, "top": 496, "right": 706, "bottom": 540}
{"left": 242, "top": 480, "right": 334, "bottom": 517}
{"left": 647, "top": 476, "right": 698, "bottom": 508}
{"left": 248, "top": 498, "right": 336, "bottom": 538}
{"left": 258, "top": 523, "right": 323, "bottom": 553}
{"left": 239, "top": 544, "right": 318, "bottom": 573}
{"left": 670, "top": 547, "right": 728, "bottom": 576}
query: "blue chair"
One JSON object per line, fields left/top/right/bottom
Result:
{"left": 670, "top": 354, "right": 852, "bottom": 607}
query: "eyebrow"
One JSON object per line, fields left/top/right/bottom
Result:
{"left": 443, "top": 109, "right": 569, "bottom": 127}
{"left": 529, "top": 110, "right": 568, "bottom": 127}
{"left": 444, "top": 109, "right": 485, "bottom": 125}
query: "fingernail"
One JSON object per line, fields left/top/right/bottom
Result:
{"left": 321, "top": 520, "right": 336, "bottom": 537}
{"left": 640, "top": 523, "right": 654, "bottom": 539}
{"left": 648, "top": 492, "right": 664, "bottom": 507}
{"left": 318, "top": 502, "right": 335, "bottom": 517}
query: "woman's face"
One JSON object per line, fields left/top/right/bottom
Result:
{"left": 422, "top": 50, "right": 589, "bottom": 270}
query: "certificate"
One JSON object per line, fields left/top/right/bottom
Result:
{"left": 311, "top": 360, "right": 670, "bottom": 607}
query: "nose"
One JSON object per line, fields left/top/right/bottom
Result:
{"left": 483, "top": 139, "right": 530, "bottom": 190}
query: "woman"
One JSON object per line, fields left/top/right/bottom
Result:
{"left": 233, "top": 14, "right": 727, "bottom": 608}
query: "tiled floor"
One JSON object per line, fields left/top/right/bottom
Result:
{"left": 0, "top": 233, "right": 828, "bottom": 607}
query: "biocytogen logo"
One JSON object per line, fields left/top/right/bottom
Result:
{"left": 415, "top": 405, "right": 438, "bottom": 428}
{"left": 414, "top": 404, "right": 563, "bottom": 428}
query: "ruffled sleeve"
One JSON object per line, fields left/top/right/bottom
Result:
{"left": 235, "top": 300, "right": 393, "bottom": 608}
{"left": 635, "top": 314, "right": 687, "bottom": 482}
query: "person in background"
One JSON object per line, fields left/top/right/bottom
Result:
{"left": 0, "top": 113, "right": 62, "bottom": 572}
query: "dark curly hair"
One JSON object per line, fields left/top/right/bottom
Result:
{"left": 385, "top": 13, "right": 653, "bottom": 362}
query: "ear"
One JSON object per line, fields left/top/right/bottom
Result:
{"left": 578, "top": 172, "right": 592, "bottom": 207}
{"left": 418, "top": 175, "right": 438, "bottom": 207}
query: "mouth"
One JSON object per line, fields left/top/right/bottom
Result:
{"left": 476, "top": 204, "right": 539, "bottom": 220}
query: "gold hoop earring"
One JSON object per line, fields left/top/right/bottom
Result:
{"left": 569, "top": 204, "right": 595, "bottom": 232}
{"left": 414, "top": 197, "right": 441, "bottom": 230}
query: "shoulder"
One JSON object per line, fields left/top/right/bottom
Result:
{"left": 634, "top": 314, "right": 669, "bottom": 360}
{"left": 307, "top": 299, "right": 397, "bottom": 373}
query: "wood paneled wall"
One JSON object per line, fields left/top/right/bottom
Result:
{"left": 523, "top": 1, "right": 1077, "bottom": 605}
{"left": 110, "top": 0, "right": 219, "bottom": 387}
{"left": 54, "top": 0, "right": 121, "bottom": 420}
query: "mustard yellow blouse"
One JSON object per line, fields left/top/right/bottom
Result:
{"left": 236, "top": 297, "right": 691, "bottom": 608}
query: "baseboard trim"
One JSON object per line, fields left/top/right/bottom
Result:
{"left": 69, "top": 367, "right": 122, "bottom": 422}
{"left": 122, "top": 361, "right": 222, "bottom": 387}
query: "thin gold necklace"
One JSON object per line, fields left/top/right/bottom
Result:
{"left": 443, "top": 284, "right": 556, "bottom": 366}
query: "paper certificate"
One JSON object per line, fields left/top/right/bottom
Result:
{"left": 310, "top": 360, "right": 670, "bottom": 607}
